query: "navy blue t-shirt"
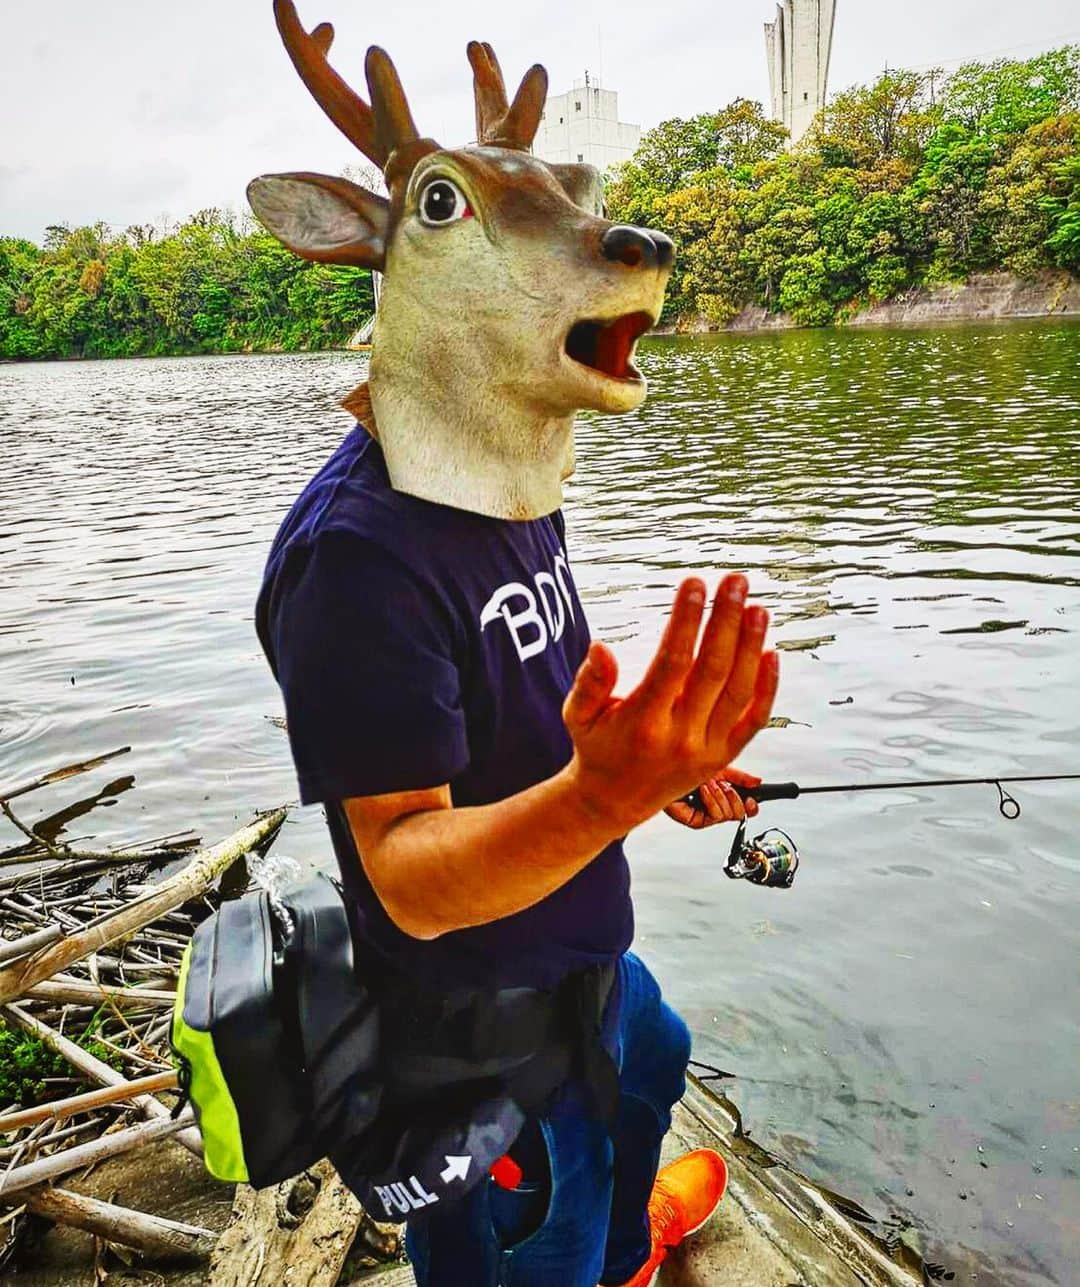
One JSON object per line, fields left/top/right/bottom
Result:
{"left": 256, "top": 426, "right": 632, "bottom": 989}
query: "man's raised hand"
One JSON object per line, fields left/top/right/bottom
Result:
{"left": 562, "top": 574, "right": 778, "bottom": 834}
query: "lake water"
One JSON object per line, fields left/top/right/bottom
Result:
{"left": 2, "top": 324, "right": 1078, "bottom": 1284}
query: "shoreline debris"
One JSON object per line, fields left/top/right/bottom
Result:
{"left": 0, "top": 748, "right": 304, "bottom": 1273}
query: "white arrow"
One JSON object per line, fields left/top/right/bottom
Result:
{"left": 439, "top": 1155, "right": 471, "bottom": 1184}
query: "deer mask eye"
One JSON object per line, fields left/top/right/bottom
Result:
{"left": 418, "top": 179, "right": 473, "bottom": 227}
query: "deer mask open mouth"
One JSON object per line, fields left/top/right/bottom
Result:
{"left": 565, "top": 312, "right": 656, "bottom": 384}
{"left": 248, "top": 1, "right": 675, "bottom": 520}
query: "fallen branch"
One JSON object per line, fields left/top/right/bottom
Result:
{"left": 22, "top": 1184, "right": 216, "bottom": 1261}
{"left": 1, "top": 801, "right": 62, "bottom": 857}
{"left": 0, "top": 1112, "right": 195, "bottom": 1198}
{"left": 0, "top": 1117, "right": 103, "bottom": 1163}
{"left": 0, "top": 748, "right": 132, "bottom": 806}
{"left": 0, "top": 926, "right": 63, "bottom": 967}
{"left": 0, "top": 1071, "right": 179, "bottom": 1135}
{"left": 0, "top": 845, "right": 186, "bottom": 873}
{"left": 24, "top": 979, "right": 175, "bottom": 1008}
{"left": 0, "top": 808, "right": 286, "bottom": 1005}
{"left": 0, "top": 1004, "right": 201, "bottom": 1157}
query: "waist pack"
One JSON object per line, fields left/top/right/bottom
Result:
{"left": 171, "top": 874, "right": 617, "bottom": 1222}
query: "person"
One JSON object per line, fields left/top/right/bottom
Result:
{"left": 256, "top": 422, "right": 778, "bottom": 1285}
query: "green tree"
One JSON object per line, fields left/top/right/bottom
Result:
{"left": 941, "top": 47, "right": 1080, "bottom": 141}
{"left": 815, "top": 70, "right": 940, "bottom": 169}
{"left": 712, "top": 99, "right": 788, "bottom": 173}
{"left": 739, "top": 154, "right": 824, "bottom": 307}
{"left": 0, "top": 213, "right": 374, "bottom": 360}
{"left": 0, "top": 239, "right": 45, "bottom": 358}
{"left": 778, "top": 248, "right": 834, "bottom": 325}
{"left": 626, "top": 114, "right": 725, "bottom": 190}
{"left": 654, "top": 171, "right": 751, "bottom": 323}
{"left": 981, "top": 114, "right": 1080, "bottom": 274}
{"left": 1043, "top": 152, "right": 1080, "bottom": 271}
{"left": 909, "top": 125, "right": 999, "bottom": 279}
{"left": 3, "top": 46, "right": 1077, "bottom": 354}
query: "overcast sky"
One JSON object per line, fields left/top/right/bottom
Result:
{"left": 1, "top": 0, "right": 1077, "bottom": 242}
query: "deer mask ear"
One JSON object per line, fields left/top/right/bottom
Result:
{"left": 247, "top": 172, "right": 388, "bottom": 270}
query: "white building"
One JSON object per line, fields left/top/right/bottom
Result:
{"left": 533, "top": 75, "right": 641, "bottom": 171}
{"left": 764, "top": 0, "right": 836, "bottom": 145}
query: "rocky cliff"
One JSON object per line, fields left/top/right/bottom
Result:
{"left": 703, "top": 271, "right": 1080, "bottom": 333}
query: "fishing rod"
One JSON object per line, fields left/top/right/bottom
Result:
{"left": 683, "top": 772, "right": 1080, "bottom": 890}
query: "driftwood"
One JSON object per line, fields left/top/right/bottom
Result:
{"left": 0, "top": 926, "right": 63, "bottom": 967}
{"left": 0, "top": 751, "right": 298, "bottom": 1276}
{"left": 0, "top": 845, "right": 193, "bottom": 876}
{"left": 0, "top": 747, "right": 131, "bottom": 806}
{"left": 24, "top": 978, "right": 176, "bottom": 1008}
{"left": 0, "top": 808, "right": 286, "bottom": 1005}
{"left": 0, "top": 1070, "right": 178, "bottom": 1134}
{"left": 0, "top": 1118, "right": 103, "bottom": 1164}
{"left": 23, "top": 1184, "right": 217, "bottom": 1261}
{"left": 351, "top": 1270, "right": 414, "bottom": 1287}
{"left": 0, "top": 1112, "right": 196, "bottom": 1197}
{"left": 208, "top": 1161, "right": 367, "bottom": 1287}
{"left": 2, "top": 1001, "right": 202, "bottom": 1157}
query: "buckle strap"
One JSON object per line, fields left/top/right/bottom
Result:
{"left": 561, "top": 964, "right": 619, "bottom": 1128}
{"left": 379, "top": 961, "right": 620, "bottom": 1126}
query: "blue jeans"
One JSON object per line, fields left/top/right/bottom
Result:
{"left": 405, "top": 952, "right": 692, "bottom": 1286}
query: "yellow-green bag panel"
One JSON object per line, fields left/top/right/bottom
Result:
{"left": 171, "top": 943, "right": 249, "bottom": 1183}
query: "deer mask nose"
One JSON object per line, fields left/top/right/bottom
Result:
{"left": 600, "top": 224, "right": 674, "bottom": 270}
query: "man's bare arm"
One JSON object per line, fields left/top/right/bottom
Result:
{"left": 345, "top": 574, "right": 779, "bottom": 941}
{"left": 345, "top": 769, "right": 622, "bottom": 940}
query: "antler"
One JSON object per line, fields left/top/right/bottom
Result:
{"left": 274, "top": 4, "right": 545, "bottom": 169}
{"left": 274, "top": 0, "right": 383, "bottom": 166}
{"left": 274, "top": 0, "right": 423, "bottom": 170}
{"left": 365, "top": 47, "right": 421, "bottom": 162}
{"left": 467, "top": 42, "right": 548, "bottom": 151}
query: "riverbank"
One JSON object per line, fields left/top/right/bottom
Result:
{"left": 6, "top": 1073, "right": 926, "bottom": 1287}
{"left": 660, "top": 270, "right": 1080, "bottom": 334}
{"left": 5, "top": 270, "right": 1077, "bottom": 364}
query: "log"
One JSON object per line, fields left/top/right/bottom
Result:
{"left": 1, "top": 1003, "right": 202, "bottom": 1157}
{"left": 0, "top": 807, "right": 286, "bottom": 1005}
{"left": 24, "top": 979, "right": 176, "bottom": 1008}
{"left": 0, "top": 1112, "right": 195, "bottom": 1197}
{"left": 208, "top": 1160, "right": 365, "bottom": 1287}
{"left": 23, "top": 1184, "right": 217, "bottom": 1260}
{"left": 0, "top": 925, "right": 63, "bottom": 966}
{"left": 0, "top": 1070, "right": 179, "bottom": 1134}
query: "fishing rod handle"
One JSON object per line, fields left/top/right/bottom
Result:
{"left": 684, "top": 781, "right": 800, "bottom": 810}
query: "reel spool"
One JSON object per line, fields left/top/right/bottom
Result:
{"left": 724, "top": 820, "right": 800, "bottom": 889}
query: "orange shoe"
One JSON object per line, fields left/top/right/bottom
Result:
{"left": 607, "top": 1149, "right": 728, "bottom": 1287}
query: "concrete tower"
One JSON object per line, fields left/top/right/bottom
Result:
{"left": 764, "top": 0, "right": 836, "bottom": 144}
{"left": 533, "top": 74, "right": 641, "bottom": 171}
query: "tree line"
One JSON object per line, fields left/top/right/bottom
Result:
{"left": 606, "top": 46, "right": 1080, "bottom": 326}
{"left": 2, "top": 46, "right": 1077, "bottom": 358}
{"left": 0, "top": 212, "right": 373, "bottom": 361}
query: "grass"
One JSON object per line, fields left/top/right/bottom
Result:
{"left": 0, "top": 1013, "right": 122, "bottom": 1115}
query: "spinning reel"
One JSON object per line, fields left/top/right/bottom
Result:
{"left": 724, "top": 821, "right": 800, "bottom": 889}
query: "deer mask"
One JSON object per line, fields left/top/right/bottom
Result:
{"left": 249, "top": 0, "right": 674, "bottom": 520}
